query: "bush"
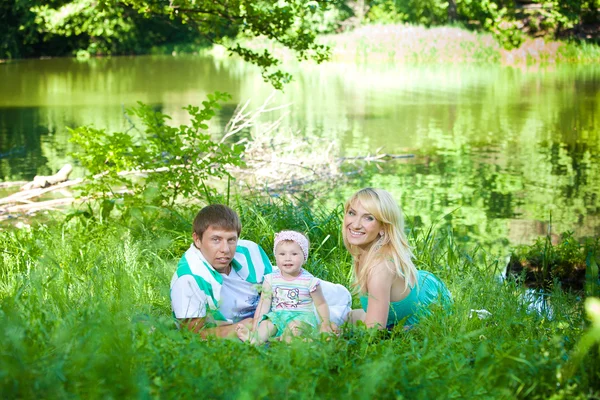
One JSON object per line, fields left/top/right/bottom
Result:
{"left": 507, "top": 231, "right": 600, "bottom": 294}
{"left": 69, "top": 92, "right": 243, "bottom": 211}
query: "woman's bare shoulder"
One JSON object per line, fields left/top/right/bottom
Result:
{"left": 370, "top": 258, "right": 408, "bottom": 286}
{"left": 368, "top": 259, "right": 396, "bottom": 282}
{"left": 371, "top": 257, "right": 396, "bottom": 273}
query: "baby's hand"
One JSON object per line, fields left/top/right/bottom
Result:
{"left": 320, "top": 322, "right": 336, "bottom": 334}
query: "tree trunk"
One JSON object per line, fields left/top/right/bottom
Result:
{"left": 448, "top": 0, "right": 457, "bottom": 22}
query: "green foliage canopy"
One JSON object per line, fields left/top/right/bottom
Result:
{"left": 6, "top": 0, "right": 334, "bottom": 88}
{"left": 1, "top": 0, "right": 203, "bottom": 58}
{"left": 129, "top": 0, "right": 332, "bottom": 88}
{"left": 366, "top": 0, "right": 600, "bottom": 49}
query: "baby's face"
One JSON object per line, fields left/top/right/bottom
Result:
{"left": 275, "top": 241, "right": 304, "bottom": 279}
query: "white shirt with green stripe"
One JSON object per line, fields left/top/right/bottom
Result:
{"left": 170, "top": 239, "right": 273, "bottom": 324}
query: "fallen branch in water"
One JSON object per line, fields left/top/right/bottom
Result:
{"left": 0, "top": 166, "right": 182, "bottom": 207}
{"left": 21, "top": 164, "right": 73, "bottom": 191}
{"left": 0, "top": 181, "right": 28, "bottom": 189}
{"left": 2, "top": 197, "right": 79, "bottom": 215}
{"left": 1, "top": 178, "right": 83, "bottom": 206}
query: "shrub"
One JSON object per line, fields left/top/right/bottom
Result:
{"left": 69, "top": 91, "right": 244, "bottom": 211}
{"left": 507, "top": 231, "right": 600, "bottom": 293}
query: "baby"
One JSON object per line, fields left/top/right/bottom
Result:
{"left": 236, "top": 230, "right": 332, "bottom": 343}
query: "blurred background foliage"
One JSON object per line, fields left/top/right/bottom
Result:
{"left": 1, "top": 0, "right": 209, "bottom": 59}
{"left": 1, "top": 0, "right": 598, "bottom": 62}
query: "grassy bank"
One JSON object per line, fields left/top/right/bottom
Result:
{"left": 323, "top": 24, "right": 600, "bottom": 65}
{"left": 236, "top": 23, "right": 600, "bottom": 66}
{"left": 1, "top": 198, "right": 598, "bottom": 398}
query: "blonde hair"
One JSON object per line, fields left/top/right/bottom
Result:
{"left": 342, "top": 188, "right": 417, "bottom": 293}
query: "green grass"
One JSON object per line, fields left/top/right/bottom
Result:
{"left": 236, "top": 23, "right": 599, "bottom": 68}
{"left": 1, "top": 197, "right": 598, "bottom": 399}
{"left": 557, "top": 39, "right": 600, "bottom": 63}
{"left": 322, "top": 24, "right": 600, "bottom": 66}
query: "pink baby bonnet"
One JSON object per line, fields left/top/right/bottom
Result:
{"left": 273, "top": 230, "right": 310, "bottom": 261}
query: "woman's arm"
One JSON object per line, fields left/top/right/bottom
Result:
{"left": 311, "top": 285, "right": 333, "bottom": 332}
{"left": 252, "top": 279, "right": 273, "bottom": 330}
{"left": 364, "top": 260, "right": 396, "bottom": 329}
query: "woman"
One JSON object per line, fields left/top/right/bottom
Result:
{"left": 343, "top": 188, "right": 451, "bottom": 329}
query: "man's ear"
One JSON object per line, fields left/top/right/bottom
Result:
{"left": 192, "top": 232, "right": 200, "bottom": 245}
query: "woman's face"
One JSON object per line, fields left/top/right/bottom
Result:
{"left": 344, "top": 201, "right": 383, "bottom": 251}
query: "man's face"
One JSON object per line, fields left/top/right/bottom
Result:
{"left": 193, "top": 226, "right": 238, "bottom": 273}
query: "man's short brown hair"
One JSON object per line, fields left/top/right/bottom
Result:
{"left": 193, "top": 204, "right": 242, "bottom": 239}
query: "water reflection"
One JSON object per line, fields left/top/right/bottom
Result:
{"left": 0, "top": 107, "right": 51, "bottom": 180}
{"left": 0, "top": 55, "right": 599, "bottom": 249}
{"left": 326, "top": 137, "right": 599, "bottom": 253}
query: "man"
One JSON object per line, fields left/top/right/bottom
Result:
{"left": 170, "top": 204, "right": 272, "bottom": 338}
{"left": 170, "top": 204, "right": 351, "bottom": 338}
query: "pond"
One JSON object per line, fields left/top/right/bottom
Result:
{"left": 1, "top": 54, "right": 599, "bottom": 252}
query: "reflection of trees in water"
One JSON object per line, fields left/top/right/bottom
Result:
{"left": 0, "top": 56, "right": 245, "bottom": 109}
{"left": 0, "top": 108, "right": 50, "bottom": 180}
{"left": 0, "top": 106, "right": 129, "bottom": 180}
{"left": 0, "top": 56, "right": 254, "bottom": 181}
{"left": 1, "top": 57, "right": 599, "bottom": 246}
{"left": 336, "top": 137, "right": 600, "bottom": 254}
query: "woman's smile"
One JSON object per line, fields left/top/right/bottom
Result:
{"left": 344, "top": 201, "right": 382, "bottom": 250}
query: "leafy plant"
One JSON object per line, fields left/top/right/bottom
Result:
{"left": 560, "top": 297, "right": 600, "bottom": 387}
{"left": 69, "top": 91, "right": 244, "bottom": 210}
{"left": 507, "top": 231, "right": 600, "bottom": 292}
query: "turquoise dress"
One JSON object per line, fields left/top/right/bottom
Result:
{"left": 360, "top": 270, "right": 451, "bottom": 327}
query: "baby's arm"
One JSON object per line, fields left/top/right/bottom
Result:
{"left": 311, "top": 285, "right": 333, "bottom": 333}
{"left": 252, "top": 279, "right": 273, "bottom": 330}
{"left": 236, "top": 279, "right": 273, "bottom": 343}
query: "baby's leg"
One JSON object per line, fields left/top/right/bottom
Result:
{"left": 252, "top": 320, "right": 277, "bottom": 344}
{"left": 235, "top": 324, "right": 252, "bottom": 342}
{"left": 236, "top": 320, "right": 276, "bottom": 344}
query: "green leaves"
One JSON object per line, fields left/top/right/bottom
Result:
{"left": 69, "top": 91, "right": 244, "bottom": 209}
{"left": 560, "top": 297, "right": 600, "bottom": 384}
{"left": 586, "top": 251, "right": 599, "bottom": 298}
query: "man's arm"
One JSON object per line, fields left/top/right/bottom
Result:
{"left": 172, "top": 275, "right": 253, "bottom": 338}
{"left": 180, "top": 317, "right": 253, "bottom": 339}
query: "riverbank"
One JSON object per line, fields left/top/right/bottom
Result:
{"left": 227, "top": 23, "right": 600, "bottom": 68}
{"left": 320, "top": 24, "right": 600, "bottom": 65}
{"left": 5, "top": 23, "right": 599, "bottom": 67}
{"left": 1, "top": 197, "right": 598, "bottom": 398}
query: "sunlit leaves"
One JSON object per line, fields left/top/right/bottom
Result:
{"left": 69, "top": 91, "right": 244, "bottom": 206}
{"left": 71, "top": 0, "right": 332, "bottom": 87}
